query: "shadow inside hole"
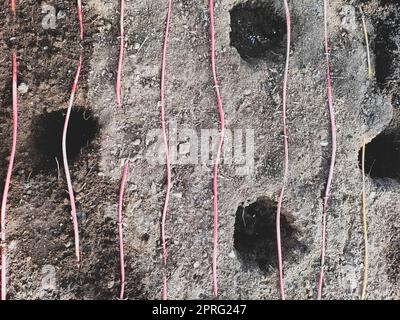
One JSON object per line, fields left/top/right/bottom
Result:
{"left": 359, "top": 130, "right": 400, "bottom": 180}
{"left": 230, "top": 0, "right": 286, "bottom": 64}
{"left": 33, "top": 108, "right": 99, "bottom": 172}
{"left": 233, "top": 198, "right": 305, "bottom": 273}
{"left": 374, "top": 4, "right": 400, "bottom": 90}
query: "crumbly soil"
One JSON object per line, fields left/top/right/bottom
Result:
{"left": 0, "top": 0, "right": 399, "bottom": 300}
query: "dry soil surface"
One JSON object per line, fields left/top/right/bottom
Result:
{"left": 0, "top": 0, "right": 399, "bottom": 300}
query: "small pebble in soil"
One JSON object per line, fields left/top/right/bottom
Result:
{"left": 179, "top": 142, "right": 191, "bottom": 154}
{"left": 57, "top": 10, "right": 66, "bottom": 19}
{"left": 18, "top": 83, "right": 29, "bottom": 94}
{"left": 9, "top": 240, "right": 17, "bottom": 251}
{"left": 76, "top": 211, "right": 87, "bottom": 220}
{"left": 320, "top": 141, "right": 329, "bottom": 147}
{"left": 228, "top": 251, "right": 236, "bottom": 259}
{"left": 193, "top": 261, "right": 200, "bottom": 269}
{"left": 243, "top": 89, "right": 252, "bottom": 96}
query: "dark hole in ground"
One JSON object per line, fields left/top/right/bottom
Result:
{"left": 230, "top": 0, "right": 286, "bottom": 63}
{"left": 374, "top": 4, "right": 400, "bottom": 90}
{"left": 33, "top": 108, "right": 99, "bottom": 172}
{"left": 358, "top": 130, "right": 400, "bottom": 180}
{"left": 233, "top": 198, "right": 304, "bottom": 273}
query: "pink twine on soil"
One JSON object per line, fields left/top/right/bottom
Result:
{"left": 209, "top": 0, "right": 225, "bottom": 298}
{"left": 10, "top": 0, "right": 15, "bottom": 16}
{"left": 276, "top": 0, "right": 291, "bottom": 301}
{"left": 160, "top": 0, "right": 172, "bottom": 301}
{"left": 77, "top": 0, "right": 84, "bottom": 41}
{"left": 62, "top": 55, "right": 83, "bottom": 265}
{"left": 317, "top": 0, "right": 337, "bottom": 300}
{"left": 116, "top": 0, "right": 125, "bottom": 106}
{"left": 118, "top": 161, "right": 129, "bottom": 300}
{"left": 0, "top": 52, "right": 18, "bottom": 301}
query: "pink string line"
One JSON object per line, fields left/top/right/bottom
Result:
{"left": 276, "top": 0, "right": 291, "bottom": 301}
{"left": 77, "top": 0, "right": 84, "bottom": 42}
{"left": 116, "top": 0, "right": 125, "bottom": 106}
{"left": 160, "top": 0, "right": 172, "bottom": 301}
{"left": 62, "top": 55, "right": 83, "bottom": 265}
{"left": 317, "top": 0, "right": 337, "bottom": 300}
{"left": 10, "top": 0, "right": 15, "bottom": 16}
{"left": 209, "top": 0, "right": 225, "bottom": 298}
{"left": 10, "top": 0, "right": 15, "bottom": 36}
{"left": 0, "top": 52, "right": 18, "bottom": 301}
{"left": 118, "top": 161, "right": 129, "bottom": 300}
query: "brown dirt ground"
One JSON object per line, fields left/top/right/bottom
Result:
{"left": 0, "top": 0, "right": 399, "bottom": 299}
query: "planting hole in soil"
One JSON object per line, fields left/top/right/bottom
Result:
{"left": 230, "top": 0, "right": 286, "bottom": 63}
{"left": 233, "top": 198, "right": 299, "bottom": 272}
{"left": 1, "top": 0, "right": 400, "bottom": 301}
{"left": 359, "top": 130, "right": 400, "bottom": 180}
{"left": 33, "top": 109, "right": 99, "bottom": 172}
{"left": 374, "top": 3, "right": 400, "bottom": 90}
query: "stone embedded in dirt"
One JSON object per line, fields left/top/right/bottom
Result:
{"left": 17, "top": 83, "right": 29, "bottom": 94}
{"left": 76, "top": 212, "right": 87, "bottom": 220}
{"left": 57, "top": 10, "right": 66, "bottom": 20}
{"left": 179, "top": 142, "right": 191, "bottom": 154}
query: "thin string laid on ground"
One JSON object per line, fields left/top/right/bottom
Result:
{"left": 360, "top": 137, "right": 368, "bottom": 300}
{"left": 10, "top": 0, "right": 15, "bottom": 15}
{"left": 359, "top": 8, "right": 370, "bottom": 300}
{"left": 118, "top": 161, "right": 129, "bottom": 300}
{"left": 360, "top": 7, "right": 372, "bottom": 81}
{"left": 275, "top": 0, "right": 291, "bottom": 301}
{"left": 77, "top": 0, "right": 84, "bottom": 41}
{"left": 1, "top": 53, "right": 18, "bottom": 302}
{"left": 62, "top": 55, "right": 83, "bottom": 265}
{"left": 209, "top": 0, "right": 225, "bottom": 298}
{"left": 160, "top": 0, "right": 172, "bottom": 300}
{"left": 317, "top": 0, "right": 337, "bottom": 300}
{"left": 116, "top": 0, "right": 125, "bottom": 106}
{"left": 61, "top": 0, "right": 85, "bottom": 266}
{"left": 1, "top": 1, "right": 18, "bottom": 301}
